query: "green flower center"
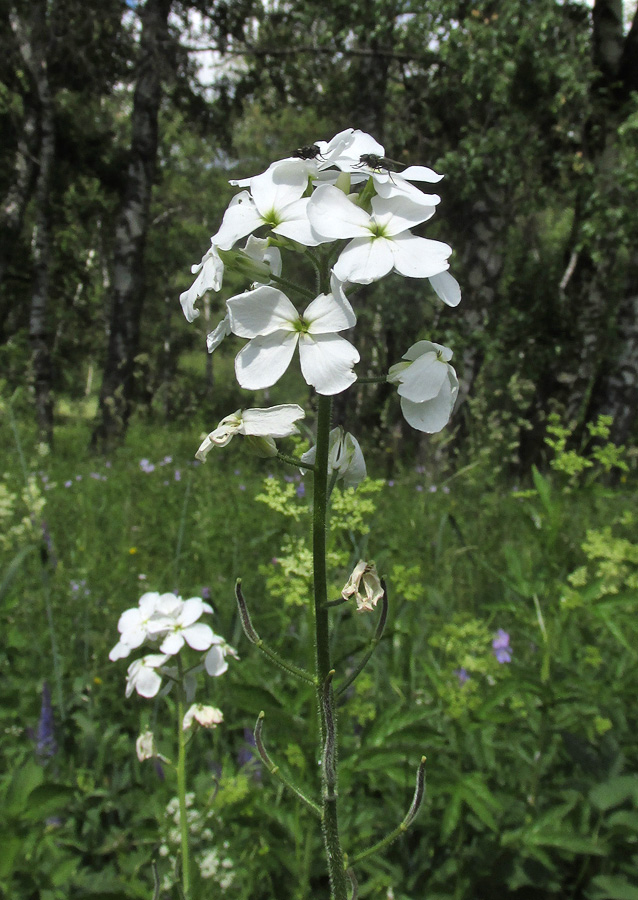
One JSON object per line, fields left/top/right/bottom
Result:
{"left": 293, "top": 316, "right": 310, "bottom": 334}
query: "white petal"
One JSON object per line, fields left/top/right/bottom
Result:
{"left": 109, "top": 640, "right": 132, "bottom": 661}
{"left": 375, "top": 176, "right": 441, "bottom": 207}
{"left": 307, "top": 184, "right": 371, "bottom": 240}
{"left": 160, "top": 632, "right": 185, "bottom": 655}
{"left": 396, "top": 352, "right": 449, "bottom": 403}
{"left": 273, "top": 197, "right": 325, "bottom": 246}
{"left": 204, "top": 645, "right": 229, "bottom": 677}
{"left": 371, "top": 195, "right": 437, "bottom": 233}
{"left": 403, "top": 340, "right": 453, "bottom": 363}
{"left": 179, "top": 597, "right": 207, "bottom": 627}
{"left": 400, "top": 165, "right": 444, "bottom": 183}
{"left": 134, "top": 668, "right": 163, "bottom": 698}
{"left": 298, "top": 333, "right": 359, "bottom": 395}
{"left": 240, "top": 405, "right": 305, "bottom": 437}
{"left": 304, "top": 291, "right": 356, "bottom": 334}
{"left": 213, "top": 192, "right": 263, "bottom": 250}
{"left": 235, "top": 331, "right": 298, "bottom": 390}
{"left": 334, "top": 237, "right": 394, "bottom": 284}
{"left": 228, "top": 285, "right": 298, "bottom": 338}
{"left": 179, "top": 248, "right": 224, "bottom": 322}
{"left": 207, "top": 315, "right": 231, "bottom": 353}
{"left": 250, "top": 161, "right": 310, "bottom": 215}
{"left": 429, "top": 272, "right": 461, "bottom": 307}
{"left": 243, "top": 236, "right": 282, "bottom": 277}
{"left": 390, "top": 234, "right": 452, "bottom": 278}
{"left": 400, "top": 374, "right": 457, "bottom": 433}
{"left": 183, "top": 622, "right": 215, "bottom": 651}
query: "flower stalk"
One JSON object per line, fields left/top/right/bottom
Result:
{"left": 176, "top": 661, "right": 191, "bottom": 898}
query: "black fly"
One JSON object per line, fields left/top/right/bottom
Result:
{"left": 357, "top": 153, "right": 405, "bottom": 174}
{"left": 292, "top": 144, "right": 323, "bottom": 160}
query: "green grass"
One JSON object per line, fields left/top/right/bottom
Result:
{"left": 2, "top": 410, "right": 638, "bottom": 899}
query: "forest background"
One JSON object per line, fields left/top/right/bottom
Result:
{"left": 2, "top": 1, "right": 638, "bottom": 899}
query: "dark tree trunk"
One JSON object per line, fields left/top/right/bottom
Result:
{"left": 10, "top": 4, "right": 56, "bottom": 443}
{"left": 92, "top": 0, "right": 172, "bottom": 450}
{"left": 559, "top": 0, "right": 638, "bottom": 440}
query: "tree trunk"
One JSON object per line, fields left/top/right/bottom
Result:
{"left": 10, "top": 5, "right": 56, "bottom": 443}
{"left": 92, "top": 0, "right": 172, "bottom": 450}
{"left": 561, "top": 0, "right": 637, "bottom": 439}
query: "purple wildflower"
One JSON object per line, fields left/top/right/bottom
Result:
{"left": 64, "top": 480, "right": 72, "bottom": 488}
{"left": 492, "top": 629, "right": 512, "bottom": 664}
{"left": 139, "top": 459, "right": 155, "bottom": 473}
{"left": 387, "top": 480, "right": 394, "bottom": 487}
{"left": 284, "top": 474, "right": 294, "bottom": 483}
{"left": 454, "top": 667, "right": 470, "bottom": 686}
{"left": 237, "top": 727, "right": 261, "bottom": 781}
{"left": 429, "top": 485, "right": 437, "bottom": 493}
{"left": 296, "top": 482, "right": 305, "bottom": 498}
{"left": 201, "top": 586, "right": 212, "bottom": 600}
{"left": 239, "top": 484, "right": 246, "bottom": 491}
{"left": 36, "top": 682, "right": 57, "bottom": 761}
{"left": 442, "top": 486, "right": 450, "bottom": 494}
{"left": 416, "top": 485, "right": 423, "bottom": 492}
{"left": 174, "top": 469, "right": 181, "bottom": 481}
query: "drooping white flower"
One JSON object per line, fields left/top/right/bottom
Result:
{"left": 136, "top": 730, "right": 158, "bottom": 761}
{"left": 428, "top": 271, "right": 462, "bottom": 308}
{"left": 228, "top": 282, "right": 359, "bottom": 395}
{"left": 341, "top": 560, "right": 384, "bottom": 611}
{"left": 180, "top": 244, "right": 224, "bottom": 323}
{"left": 307, "top": 184, "right": 451, "bottom": 285}
{"left": 183, "top": 704, "right": 224, "bottom": 731}
{"left": 300, "top": 427, "right": 366, "bottom": 489}
{"left": 196, "top": 405, "right": 305, "bottom": 461}
{"left": 147, "top": 597, "right": 216, "bottom": 656}
{"left": 387, "top": 340, "right": 459, "bottom": 433}
{"left": 204, "top": 637, "right": 239, "bottom": 677}
{"left": 125, "top": 654, "right": 169, "bottom": 698}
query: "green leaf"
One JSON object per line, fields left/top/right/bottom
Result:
{"left": 22, "top": 784, "right": 75, "bottom": 821}
{"left": 590, "top": 775, "right": 638, "bottom": 811}
{"left": 532, "top": 465, "right": 553, "bottom": 516}
{"left": 587, "top": 875, "right": 638, "bottom": 900}
{"left": 525, "top": 831, "right": 606, "bottom": 855}
{"left": 440, "top": 788, "right": 462, "bottom": 842}
{"left": 4, "top": 761, "right": 44, "bottom": 817}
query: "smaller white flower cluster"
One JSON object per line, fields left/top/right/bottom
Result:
{"left": 109, "top": 591, "right": 238, "bottom": 698}
{"left": 160, "top": 795, "right": 236, "bottom": 891}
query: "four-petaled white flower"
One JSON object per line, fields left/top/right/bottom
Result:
{"left": 341, "top": 561, "right": 384, "bottom": 612}
{"left": 228, "top": 282, "right": 359, "bottom": 395}
{"left": 301, "top": 427, "right": 366, "bottom": 489}
{"left": 307, "top": 184, "right": 451, "bottom": 285}
{"left": 183, "top": 704, "right": 224, "bottom": 731}
{"left": 109, "top": 591, "right": 181, "bottom": 661}
{"left": 196, "top": 405, "right": 305, "bottom": 461}
{"left": 147, "top": 597, "right": 216, "bottom": 656}
{"left": 388, "top": 340, "right": 459, "bottom": 433}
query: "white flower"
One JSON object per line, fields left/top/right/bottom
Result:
{"left": 341, "top": 561, "right": 384, "bottom": 611}
{"left": 147, "top": 597, "right": 216, "bottom": 656}
{"left": 183, "top": 704, "right": 224, "bottom": 731}
{"left": 301, "top": 427, "right": 366, "bottom": 489}
{"left": 204, "top": 638, "right": 239, "bottom": 677}
{"left": 307, "top": 184, "right": 451, "bottom": 285}
{"left": 388, "top": 340, "right": 459, "bottom": 433}
{"left": 126, "top": 654, "right": 168, "bottom": 698}
{"left": 228, "top": 281, "right": 359, "bottom": 395}
{"left": 180, "top": 244, "right": 224, "bottom": 323}
{"left": 196, "top": 405, "right": 305, "bottom": 462}
{"left": 109, "top": 591, "right": 179, "bottom": 661}
{"left": 136, "top": 730, "right": 158, "bottom": 761}
{"left": 216, "top": 161, "right": 321, "bottom": 248}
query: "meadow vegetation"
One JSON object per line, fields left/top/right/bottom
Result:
{"left": 2, "top": 392, "right": 638, "bottom": 899}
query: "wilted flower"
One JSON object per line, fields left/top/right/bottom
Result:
{"left": 182, "top": 704, "right": 224, "bottom": 731}
{"left": 341, "top": 561, "right": 384, "bottom": 611}
{"left": 388, "top": 340, "right": 459, "bottom": 433}
{"left": 492, "top": 629, "right": 512, "bottom": 664}
{"left": 136, "top": 729, "right": 158, "bottom": 761}
{"left": 196, "top": 405, "right": 305, "bottom": 462}
{"left": 301, "top": 427, "right": 366, "bottom": 489}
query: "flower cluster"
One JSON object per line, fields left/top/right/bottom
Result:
{"left": 180, "top": 127, "right": 462, "bottom": 463}
{"left": 109, "top": 591, "right": 238, "bottom": 698}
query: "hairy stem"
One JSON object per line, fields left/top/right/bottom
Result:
{"left": 176, "top": 663, "right": 190, "bottom": 897}
{"left": 313, "top": 392, "right": 348, "bottom": 900}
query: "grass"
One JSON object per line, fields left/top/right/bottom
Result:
{"left": 2, "top": 406, "right": 638, "bottom": 899}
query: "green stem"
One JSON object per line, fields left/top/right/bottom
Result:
{"left": 277, "top": 451, "right": 314, "bottom": 471}
{"left": 270, "top": 272, "right": 316, "bottom": 300}
{"left": 313, "top": 393, "right": 348, "bottom": 900}
{"left": 176, "top": 665, "right": 191, "bottom": 898}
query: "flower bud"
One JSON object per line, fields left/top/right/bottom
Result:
{"left": 217, "top": 248, "right": 272, "bottom": 283}
{"left": 243, "top": 435, "right": 278, "bottom": 458}
{"left": 183, "top": 704, "right": 224, "bottom": 731}
{"left": 136, "top": 729, "right": 158, "bottom": 761}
